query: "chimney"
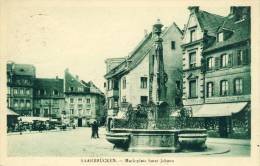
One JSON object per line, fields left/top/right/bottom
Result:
{"left": 188, "top": 6, "right": 199, "bottom": 13}
{"left": 75, "top": 75, "right": 79, "bottom": 80}
{"left": 56, "top": 76, "right": 59, "bottom": 79}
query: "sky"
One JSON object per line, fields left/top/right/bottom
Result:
{"left": 4, "top": 2, "right": 230, "bottom": 92}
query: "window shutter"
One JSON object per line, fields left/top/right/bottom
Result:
{"left": 228, "top": 53, "right": 233, "bottom": 67}
{"left": 215, "top": 57, "right": 220, "bottom": 70}
{"left": 234, "top": 50, "right": 240, "bottom": 66}
{"left": 243, "top": 49, "right": 249, "bottom": 65}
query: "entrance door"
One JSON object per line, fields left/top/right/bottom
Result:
{"left": 78, "top": 118, "right": 82, "bottom": 127}
{"left": 219, "top": 117, "right": 228, "bottom": 138}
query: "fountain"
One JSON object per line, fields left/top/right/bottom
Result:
{"left": 106, "top": 19, "right": 207, "bottom": 153}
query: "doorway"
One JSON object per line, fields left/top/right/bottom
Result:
{"left": 219, "top": 117, "right": 228, "bottom": 138}
{"left": 78, "top": 118, "right": 82, "bottom": 127}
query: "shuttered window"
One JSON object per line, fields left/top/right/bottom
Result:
{"left": 215, "top": 57, "right": 220, "bottom": 70}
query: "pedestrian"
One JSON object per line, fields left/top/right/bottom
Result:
{"left": 91, "top": 121, "right": 96, "bottom": 138}
{"left": 94, "top": 121, "right": 99, "bottom": 138}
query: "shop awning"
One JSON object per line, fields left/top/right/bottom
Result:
{"left": 192, "top": 102, "right": 248, "bottom": 117}
{"left": 7, "top": 109, "right": 19, "bottom": 116}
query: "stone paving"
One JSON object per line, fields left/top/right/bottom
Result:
{"left": 7, "top": 127, "right": 250, "bottom": 157}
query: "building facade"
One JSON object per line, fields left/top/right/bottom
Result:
{"left": 6, "top": 62, "right": 105, "bottom": 126}
{"left": 105, "top": 22, "right": 183, "bottom": 117}
{"left": 64, "top": 69, "right": 105, "bottom": 127}
{"left": 7, "top": 62, "right": 36, "bottom": 116}
{"left": 33, "top": 78, "right": 65, "bottom": 120}
{"left": 182, "top": 6, "right": 251, "bottom": 138}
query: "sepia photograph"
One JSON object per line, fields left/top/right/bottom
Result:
{"left": 0, "top": 0, "right": 259, "bottom": 166}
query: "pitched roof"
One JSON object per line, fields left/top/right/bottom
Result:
{"left": 34, "top": 78, "right": 64, "bottom": 98}
{"left": 64, "top": 69, "right": 103, "bottom": 95}
{"left": 88, "top": 81, "right": 104, "bottom": 95}
{"left": 104, "top": 32, "right": 153, "bottom": 79}
{"left": 7, "top": 63, "right": 36, "bottom": 76}
{"left": 64, "top": 69, "right": 90, "bottom": 94}
{"left": 204, "top": 14, "right": 250, "bottom": 53}
{"left": 105, "top": 23, "right": 182, "bottom": 79}
{"left": 196, "top": 10, "right": 226, "bottom": 36}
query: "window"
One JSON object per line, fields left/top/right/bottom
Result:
{"left": 113, "top": 80, "right": 119, "bottom": 90}
{"left": 78, "top": 104, "right": 83, "bottom": 109}
{"left": 122, "top": 77, "right": 126, "bottom": 89}
{"left": 70, "top": 98, "right": 74, "bottom": 103}
{"left": 104, "top": 82, "right": 106, "bottom": 88}
{"left": 39, "top": 89, "right": 46, "bottom": 95}
{"left": 26, "top": 89, "right": 30, "bottom": 95}
{"left": 234, "top": 78, "right": 243, "bottom": 95}
{"left": 237, "top": 50, "right": 243, "bottom": 65}
{"left": 171, "top": 41, "right": 175, "bottom": 49}
{"left": 14, "top": 88, "right": 18, "bottom": 95}
{"left": 218, "top": 32, "right": 224, "bottom": 42}
{"left": 114, "top": 98, "right": 118, "bottom": 108}
{"left": 122, "top": 96, "right": 127, "bottom": 103}
{"left": 20, "top": 100, "right": 25, "bottom": 107}
{"left": 14, "top": 99, "right": 18, "bottom": 107}
{"left": 207, "top": 57, "right": 214, "bottom": 70}
{"left": 53, "top": 90, "right": 59, "bottom": 95}
{"left": 108, "top": 98, "right": 113, "bottom": 109}
{"left": 7, "top": 87, "right": 10, "bottom": 95}
{"left": 70, "top": 109, "right": 74, "bottom": 115}
{"left": 86, "top": 109, "right": 91, "bottom": 116}
{"left": 221, "top": 54, "right": 228, "bottom": 67}
{"left": 70, "top": 87, "right": 74, "bottom": 92}
{"left": 220, "top": 80, "right": 229, "bottom": 96}
{"left": 20, "top": 89, "right": 24, "bottom": 94}
{"left": 108, "top": 80, "right": 112, "bottom": 90}
{"left": 189, "top": 80, "right": 197, "bottom": 98}
{"left": 140, "top": 96, "right": 148, "bottom": 105}
{"left": 190, "top": 29, "right": 196, "bottom": 42}
{"left": 78, "top": 87, "right": 83, "bottom": 92}
{"left": 78, "top": 98, "right": 82, "bottom": 103}
{"left": 207, "top": 82, "right": 214, "bottom": 97}
{"left": 189, "top": 52, "right": 196, "bottom": 68}
{"left": 86, "top": 98, "right": 90, "bottom": 104}
{"left": 140, "top": 77, "right": 148, "bottom": 89}
{"left": 26, "top": 100, "right": 31, "bottom": 107}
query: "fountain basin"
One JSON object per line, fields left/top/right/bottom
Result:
{"left": 106, "top": 133, "right": 131, "bottom": 150}
{"left": 106, "top": 128, "right": 207, "bottom": 153}
{"left": 178, "top": 129, "right": 207, "bottom": 150}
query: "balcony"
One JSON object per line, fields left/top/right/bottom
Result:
{"left": 107, "top": 89, "right": 119, "bottom": 97}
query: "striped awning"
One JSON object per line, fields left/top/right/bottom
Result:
{"left": 192, "top": 102, "right": 248, "bottom": 117}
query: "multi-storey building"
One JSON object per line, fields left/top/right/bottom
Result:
{"left": 182, "top": 6, "right": 251, "bottom": 138}
{"left": 33, "top": 78, "right": 65, "bottom": 120}
{"left": 104, "top": 22, "right": 183, "bottom": 117}
{"left": 64, "top": 69, "right": 105, "bottom": 127}
{"left": 7, "top": 62, "right": 36, "bottom": 116}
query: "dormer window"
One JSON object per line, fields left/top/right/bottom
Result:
{"left": 218, "top": 32, "right": 224, "bottom": 42}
